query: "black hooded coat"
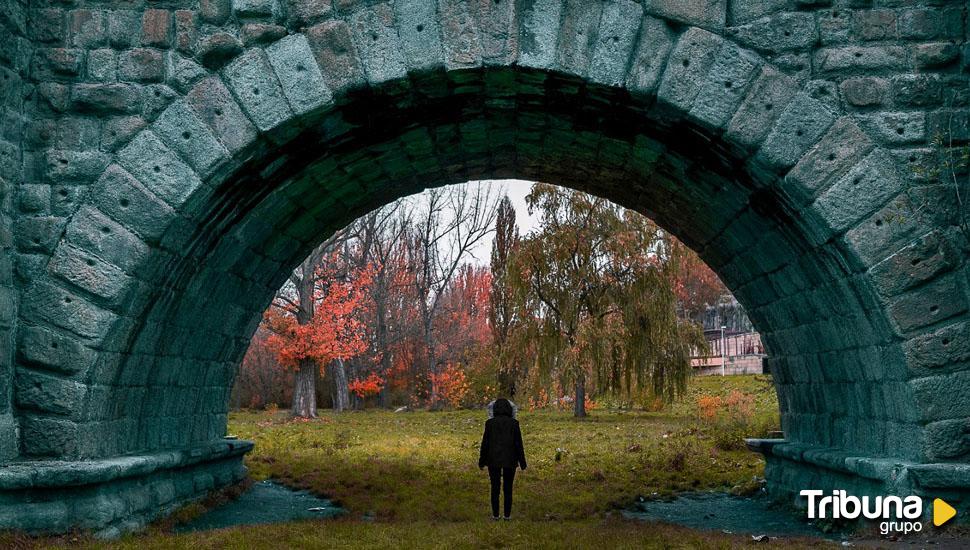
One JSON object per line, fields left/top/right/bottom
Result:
{"left": 478, "top": 399, "right": 527, "bottom": 470}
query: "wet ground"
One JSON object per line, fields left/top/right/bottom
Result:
{"left": 173, "top": 482, "right": 970, "bottom": 548}
{"left": 623, "top": 492, "right": 844, "bottom": 541}
{"left": 624, "top": 492, "right": 970, "bottom": 548}
{"left": 175, "top": 480, "right": 345, "bottom": 533}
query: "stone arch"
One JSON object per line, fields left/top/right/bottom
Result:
{"left": 3, "top": 0, "right": 969, "bottom": 534}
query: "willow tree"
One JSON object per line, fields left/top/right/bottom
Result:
{"left": 507, "top": 184, "right": 706, "bottom": 417}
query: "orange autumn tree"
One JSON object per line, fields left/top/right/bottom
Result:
{"left": 264, "top": 248, "right": 375, "bottom": 417}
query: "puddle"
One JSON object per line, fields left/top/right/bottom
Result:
{"left": 175, "top": 480, "right": 345, "bottom": 533}
{"left": 622, "top": 492, "right": 845, "bottom": 540}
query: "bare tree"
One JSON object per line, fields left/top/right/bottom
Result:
{"left": 346, "top": 203, "right": 414, "bottom": 406}
{"left": 409, "top": 185, "right": 501, "bottom": 406}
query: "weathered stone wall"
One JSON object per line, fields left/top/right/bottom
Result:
{"left": 2, "top": 0, "right": 969, "bottom": 533}
{"left": 0, "top": 440, "right": 251, "bottom": 537}
{"left": 0, "top": 0, "right": 29, "bottom": 462}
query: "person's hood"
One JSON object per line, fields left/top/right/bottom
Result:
{"left": 489, "top": 398, "right": 516, "bottom": 418}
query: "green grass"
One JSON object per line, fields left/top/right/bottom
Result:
{"left": 7, "top": 375, "right": 839, "bottom": 549}
{"left": 232, "top": 376, "right": 778, "bottom": 522}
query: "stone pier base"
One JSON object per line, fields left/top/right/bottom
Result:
{"left": 748, "top": 439, "right": 970, "bottom": 524}
{"left": 0, "top": 439, "right": 253, "bottom": 538}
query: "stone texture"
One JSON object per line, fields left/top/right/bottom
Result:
{"left": 265, "top": 34, "right": 332, "bottom": 115}
{"left": 857, "top": 111, "right": 926, "bottom": 145}
{"left": 151, "top": 100, "right": 229, "bottom": 177}
{"left": 642, "top": 0, "right": 726, "bottom": 28}
{"left": 438, "top": 0, "right": 483, "bottom": 70}
{"left": 15, "top": 370, "right": 86, "bottom": 416}
{"left": 657, "top": 28, "right": 724, "bottom": 113}
{"left": 728, "top": 12, "right": 817, "bottom": 53}
{"left": 517, "top": 0, "right": 563, "bottom": 70}
{"left": 689, "top": 42, "right": 762, "bottom": 129}
{"left": 240, "top": 23, "right": 287, "bottom": 47}
{"left": 285, "top": 0, "right": 331, "bottom": 27}
{"left": 756, "top": 93, "right": 836, "bottom": 171}
{"left": 118, "top": 49, "right": 165, "bottom": 83}
{"left": 587, "top": 0, "right": 643, "bottom": 87}
{"left": 70, "top": 84, "right": 140, "bottom": 115}
{"left": 63, "top": 206, "right": 148, "bottom": 274}
{"left": 813, "top": 150, "right": 903, "bottom": 233}
{"left": 394, "top": 0, "right": 444, "bottom": 71}
{"left": 840, "top": 77, "right": 889, "bottom": 108}
{"left": 18, "top": 326, "right": 96, "bottom": 375}
{"left": 625, "top": 16, "right": 675, "bottom": 96}
{"left": 783, "top": 118, "right": 874, "bottom": 205}
{"left": 0, "top": 441, "right": 250, "bottom": 533}
{"left": 814, "top": 46, "right": 907, "bottom": 73}
{"left": 347, "top": 4, "right": 408, "bottom": 85}
{"left": 888, "top": 274, "right": 968, "bottom": 334}
{"left": 21, "top": 281, "right": 117, "bottom": 341}
{"left": 48, "top": 242, "right": 134, "bottom": 306}
{"left": 305, "top": 20, "right": 366, "bottom": 93}
{"left": 4, "top": 0, "right": 970, "bottom": 537}
{"left": 185, "top": 77, "right": 258, "bottom": 155}
{"left": 724, "top": 66, "right": 797, "bottom": 150}
{"left": 870, "top": 231, "right": 958, "bottom": 298}
{"left": 117, "top": 131, "right": 204, "bottom": 208}
{"left": 223, "top": 48, "right": 294, "bottom": 132}
{"left": 555, "top": 0, "right": 602, "bottom": 77}
{"left": 198, "top": 33, "right": 243, "bottom": 70}
{"left": 201, "top": 0, "right": 231, "bottom": 25}
{"left": 141, "top": 9, "right": 171, "bottom": 49}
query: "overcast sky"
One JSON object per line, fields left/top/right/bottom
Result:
{"left": 466, "top": 179, "right": 540, "bottom": 265}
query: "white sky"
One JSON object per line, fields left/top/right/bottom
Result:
{"left": 466, "top": 179, "right": 540, "bottom": 265}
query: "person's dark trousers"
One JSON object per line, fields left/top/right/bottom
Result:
{"left": 487, "top": 466, "right": 516, "bottom": 518}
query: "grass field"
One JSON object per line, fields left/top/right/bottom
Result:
{"left": 7, "top": 375, "right": 841, "bottom": 549}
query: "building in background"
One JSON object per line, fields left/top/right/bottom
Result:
{"left": 690, "top": 296, "right": 767, "bottom": 376}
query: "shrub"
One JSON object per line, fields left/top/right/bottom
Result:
{"left": 696, "top": 390, "right": 765, "bottom": 451}
{"left": 429, "top": 364, "right": 470, "bottom": 408}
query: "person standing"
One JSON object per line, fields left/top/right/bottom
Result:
{"left": 478, "top": 398, "right": 527, "bottom": 520}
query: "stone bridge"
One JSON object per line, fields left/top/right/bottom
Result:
{"left": 0, "top": 0, "right": 968, "bottom": 536}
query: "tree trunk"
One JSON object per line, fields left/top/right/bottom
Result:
{"left": 292, "top": 358, "right": 318, "bottom": 418}
{"left": 290, "top": 253, "right": 320, "bottom": 418}
{"left": 375, "top": 297, "right": 393, "bottom": 409}
{"left": 331, "top": 358, "right": 350, "bottom": 412}
{"left": 426, "top": 318, "right": 442, "bottom": 410}
{"left": 573, "top": 374, "right": 586, "bottom": 418}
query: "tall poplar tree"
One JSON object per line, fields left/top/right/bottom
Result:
{"left": 489, "top": 195, "right": 520, "bottom": 397}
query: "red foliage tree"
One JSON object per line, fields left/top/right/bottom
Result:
{"left": 434, "top": 264, "right": 492, "bottom": 366}
{"left": 264, "top": 255, "right": 375, "bottom": 415}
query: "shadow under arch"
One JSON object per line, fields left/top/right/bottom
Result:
{"left": 11, "top": 17, "right": 963, "bottom": 535}
{"left": 98, "top": 64, "right": 916, "bottom": 469}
